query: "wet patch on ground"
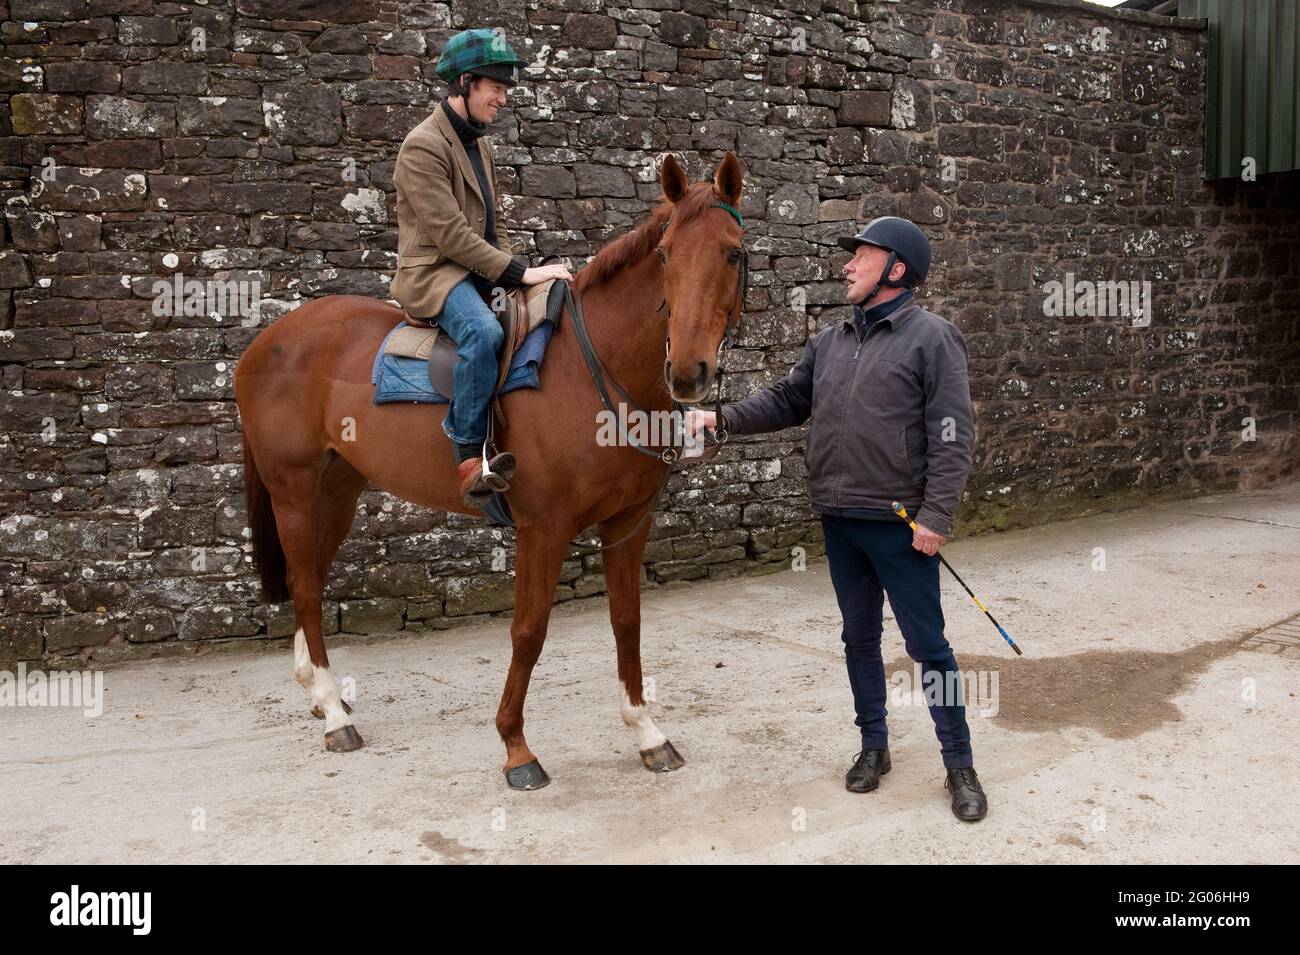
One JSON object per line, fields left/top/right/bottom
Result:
{"left": 419, "top": 830, "right": 483, "bottom": 863}
{"left": 885, "top": 634, "right": 1257, "bottom": 739}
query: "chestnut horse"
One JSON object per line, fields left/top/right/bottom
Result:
{"left": 234, "top": 152, "right": 746, "bottom": 789}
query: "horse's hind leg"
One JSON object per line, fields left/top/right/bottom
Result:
{"left": 295, "top": 452, "right": 367, "bottom": 721}
{"left": 599, "top": 499, "right": 684, "bottom": 773}
{"left": 276, "top": 452, "right": 367, "bottom": 751}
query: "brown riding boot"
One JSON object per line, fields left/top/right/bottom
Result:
{"left": 457, "top": 452, "right": 517, "bottom": 507}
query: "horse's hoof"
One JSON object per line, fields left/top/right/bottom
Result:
{"left": 504, "top": 760, "right": 551, "bottom": 791}
{"left": 640, "top": 740, "right": 686, "bottom": 773}
{"left": 324, "top": 725, "right": 364, "bottom": 752}
{"left": 311, "top": 699, "right": 353, "bottom": 720}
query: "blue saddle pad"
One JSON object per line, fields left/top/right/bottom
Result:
{"left": 371, "top": 318, "right": 556, "bottom": 405}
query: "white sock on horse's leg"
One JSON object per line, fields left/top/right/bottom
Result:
{"left": 296, "top": 626, "right": 353, "bottom": 732}
{"left": 620, "top": 682, "right": 667, "bottom": 752}
{"left": 312, "top": 665, "right": 353, "bottom": 733}
{"left": 293, "top": 627, "right": 314, "bottom": 696}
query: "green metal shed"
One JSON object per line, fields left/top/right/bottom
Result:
{"left": 1178, "top": 0, "right": 1300, "bottom": 179}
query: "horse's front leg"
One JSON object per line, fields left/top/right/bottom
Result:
{"left": 495, "top": 517, "right": 575, "bottom": 790}
{"left": 599, "top": 498, "right": 685, "bottom": 773}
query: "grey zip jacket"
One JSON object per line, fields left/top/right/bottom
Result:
{"left": 719, "top": 298, "right": 975, "bottom": 538}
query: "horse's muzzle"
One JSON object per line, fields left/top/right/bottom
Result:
{"left": 665, "top": 359, "right": 713, "bottom": 403}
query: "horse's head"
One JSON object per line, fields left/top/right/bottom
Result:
{"left": 657, "top": 152, "right": 747, "bottom": 404}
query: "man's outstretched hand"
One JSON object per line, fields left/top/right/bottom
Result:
{"left": 682, "top": 408, "right": 725, "bottom": 459}
{"left": 684, "top": 408, "right": 717, "bottom": 440}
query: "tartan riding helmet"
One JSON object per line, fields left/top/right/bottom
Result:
{"left": 436, "top": 29, "right": 527, "bottom": 90}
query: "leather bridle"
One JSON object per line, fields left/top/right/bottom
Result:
{"left": 561, "top": 200, "right": 747, "bottom": 550}
{"left": 566, "top": 200, "right": 748, "bottom": 465}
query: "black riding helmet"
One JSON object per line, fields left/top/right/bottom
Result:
{"left": 837, "top": 216, "right": 931, "bottom": 305}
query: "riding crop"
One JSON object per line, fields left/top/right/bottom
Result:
{"left": 890, "top": 501, "right": 1023, "bottom": 656}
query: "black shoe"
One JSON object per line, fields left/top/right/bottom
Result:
{"left": 945, "top": 767, "right": 988, "bottom": 822}
{"left": 845, "top": 748, "right": 891, "bottom": 793}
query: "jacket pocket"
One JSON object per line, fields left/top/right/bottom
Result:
{"left": 895, "top": 428, "right": 912, "bottom": 479}
{"left": 871, "top": 426, "right": 915, "bottom": 489}
{"left": 397, "top": 252, "right": 443, "bottom": 267}
{"left": 901, "top": 425, "right": 928, "bottom": 485}
{"left": 829, "top": 420, "right": 914, "bottom": 510}
{"left": 410, "top": 228, "right": 446, "bottom": 254}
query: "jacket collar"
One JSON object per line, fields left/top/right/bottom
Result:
{"left": 432, "top": 103, "right": 488, "bottom": 209}
{"left": 841, "top": 291, "right": 918, "bottom": 334}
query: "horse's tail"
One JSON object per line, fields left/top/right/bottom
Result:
{"left": 242, "top": 433, "right": 290, "bottom": 604}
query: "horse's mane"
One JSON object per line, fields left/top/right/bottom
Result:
{"left": 573, "top": 182, "right": 719, "bottom": 293}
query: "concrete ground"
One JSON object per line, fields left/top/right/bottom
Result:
{"left": 4, "top": 481, "right": 1299, "bottom": 864}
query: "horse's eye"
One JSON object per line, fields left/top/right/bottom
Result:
{"left": 728, "top": 248, "right": 742, "bottom": 264}
{"left": 657, "top": 247, "right": 668, "bottom": 263}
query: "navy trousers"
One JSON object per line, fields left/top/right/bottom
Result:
{"left": 820, "top": 514, "right": 973, "bottom": 769}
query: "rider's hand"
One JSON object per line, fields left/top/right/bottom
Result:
{"left": 523, "top": 263, "right": 573, "bottom": 285}
{"left": 684, "top": 408, "right": 717, "bottom": 441}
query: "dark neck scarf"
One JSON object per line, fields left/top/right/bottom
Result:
{"left": 441, "top": 97, "right": 487, "bottom": 143}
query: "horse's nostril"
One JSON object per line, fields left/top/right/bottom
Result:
{"left": 697, "top": 361, "right": 708, "bottom": 385}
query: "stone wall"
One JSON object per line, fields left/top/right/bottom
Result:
{"left": 2, "top": 0, "right": 1298, "bottom": 663}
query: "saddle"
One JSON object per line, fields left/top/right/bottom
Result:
{"left": 387, "top": 274, "right": 569, "bottom": 432}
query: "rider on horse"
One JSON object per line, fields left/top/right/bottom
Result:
{"left": 392, "top": 28, "right": 572, "bottom": 507}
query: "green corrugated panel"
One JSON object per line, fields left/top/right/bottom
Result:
{"left": 1180, "top": 0, "right": 1300, "bottom": 178}
{"left": 1273, "top": 0, "right": 1298, "bottom": 172}
{"left": 1223, "top": 0, "right": 1243, "bottom": 176}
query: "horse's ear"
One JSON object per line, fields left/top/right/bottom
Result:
{"left": 661, "top": 154, "right": 688, "bottom": 204}
{"left": 714, "top": 151, "right": 743, "bottom": 207}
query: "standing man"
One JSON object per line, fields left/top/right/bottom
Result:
{"left": 686, "top": 217, "right": 987, "bottom": 822}
{"left": 392, "top": 28, "right": 571, "bottom": 507}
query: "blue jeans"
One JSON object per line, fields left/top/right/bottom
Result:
{"left": 431, "top": 277, "right": 504, "bottom": 446}
{"left": 820, "top": 514, "right": 974, "bottom": 769}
